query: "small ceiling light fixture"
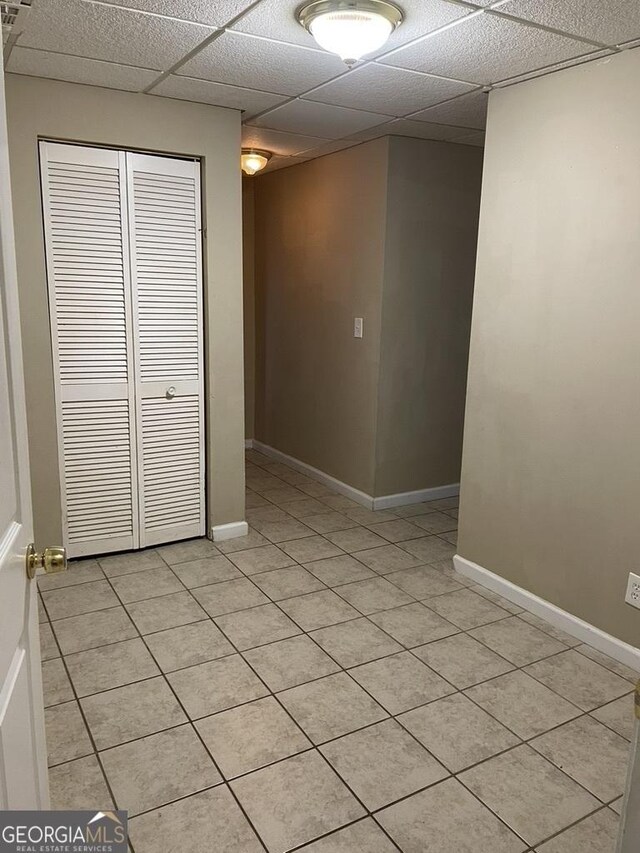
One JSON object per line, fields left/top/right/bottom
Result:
{"left": 297, "top": 0, "right": 403, "bottom": 65}
{"left": 241, "top": 148, "right": 272, "bottom": 175}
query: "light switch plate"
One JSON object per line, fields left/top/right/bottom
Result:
{"left": 354, "top": 317, "right": 363, "bottom": 338}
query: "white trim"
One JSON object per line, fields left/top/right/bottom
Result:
{"left": 211, "top": 521, "right": 249, "bottom": 542}
{"left": 454, "top": 554, "right": 640, "bottom": 671}
{"left": 244, "top": 438, "right": 254, "bottom": 449}
{"left": 373, "top": 483, "right": 459, "bottom": 511}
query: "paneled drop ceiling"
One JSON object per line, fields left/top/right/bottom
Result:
{"left": 4, "top": 0, "right": 640, "bottom": 172}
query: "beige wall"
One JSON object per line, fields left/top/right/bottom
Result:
{"left": 243, "top": 178, "right": 256, "bottom": 440}
{"left": 5, "top": 74, "right": 245, "bottom": 545}
{"left": 375, "top": 137, "right": 483, "bottom": 495}
{"left": 254, "top": 140, "right": 390, "bottom": 495}
{"left": 458, "top": 50, "right": 640, "bottom": 646}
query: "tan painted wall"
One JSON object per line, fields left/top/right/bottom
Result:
{"left": 5, "top": 74, "right": 245, "bottom": 546}
{"left": 242, "top": 178, "right": 256, "bottom": 440}
{"left": 458, "top": 50, "right": 640, "bottom": 646}
{"left": 254, "top": 140, "right": 390, "bottom": 495}
{"left": 375, "top": 137, "right": 483, "bottom": 496}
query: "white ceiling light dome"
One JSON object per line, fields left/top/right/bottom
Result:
{"left": 297, "top": 0, "right": 403, "bottom": 65}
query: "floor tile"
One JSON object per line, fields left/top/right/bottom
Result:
{"left": 98, "top": 549, "right": 165, "bottom": 578}
{"left": 167, "top": 654, "right": 269, "bottom": 718}
{"left": 439, "top": 530, "right": 458, "bottom": 544}
{"left": 366, "top": 519, "right": 427, "bottom": 543}
{"left": 252, "top": 565, "right": 327, "bottom": 600}
{"left": 518, "top": 610, "right": 582, "bottom": 647}
{"left": 39, "top": 623, "right": 60, "bottom": 660}
{"left": 143, "top": 620, "right": 234, "bottom": 672}
{"left": 231, "top": 750, "right": 365, "bottom": 853}
{"left": 410, "top": 511, "right": 458, "bottom": 534}
{"left": 535, "top": 808, "right": 620, "bottom": 853}
{"left": 196, "top": 696, "right": 311, "bottom": 778}
{"left": 244, "top": 634, "right": 340, "bottom": 691}
{"left": 260, "top": 519, "right": 315, "bottom": 543}
{"left": 280, "top": 535, "right": 344, "bottom": 563}
{"left": 128, "top": 787, "right": 263, "bottom": 853}
{"left": 126, "top": 591, "right": 207, "bottom": 634}
{"left": 413, "top": 633, "right": 514, "bottom": 688}
{"left": 423, "top": 587, "right": 510, "bottom": 629}
{"left": 65, "top": 637, "right": 159, "bottom": 697}
{"left": 470, "top": 616, "right": 568, "bottom": 666}
{"left": 369, "top": 603, "right": 458, "bottom": 647}
{"left": 193, "top": 577, "right": 269, "bottom": 616}
{"left": 321, "top": 495, "right": 363, "bottom": 512}
{"left": 398, "top": 693, "right": 519, "bottom": 773}
{"left": 305, "top": 555, "right": 376, "bottom": 586}
{"left": 246, "top": 492, "right": 269, "bottom": 508}
{"left": 471, "top": 584, "right": 524, "bottom": 614}
{"left": 321, "top": 718, "right": 448, "bottom": 810}
{"left": 279, "top": 672, "right": 388, "bottom": 744}
{"left": 51, "top": 606, "right": 137, "bottom": 655}
{"left": 248, "top": 506, "right": 292, "bottom": 527}
{"left": 38, "top": 596, "right": 47, "bottom": 623}
{"left": 353, "top": 544, "right": 422, "bottom": 574}
{"left": 216, "top": 529, "right": 270, "bottom": 553}
{"left": 334, "top": 577, "right": 415, "bottom": 615}
{"left": 427, "top": 497, "right": 459, "bottom": 510}
{"left": 428, "top": 557, "right": 475, "bottom": 587}
{"left": 325, "top": 527, "right": 389, "bottom": 553}
{"left": 349, "top": 651, "right": 454, "bottom": 714}
{"left": 524, "top": 650, "right": 631, "bottom": 711}
{"left": 575, "top": 645, "right": 639, "bottom": 684}
{"left": 215, "top": 603, "right": 301, "bottom": 650}
{"left": 530, "top": 716, "right": 630, "bottom": 801}
{"left": 45, "top": 701, "right": 93, "bottom": 766}
{"left": 609, "top": 797, "right": 622, "bottom": 815}
{"left": 170, "top": 555, "right": 241, "bottom": 589}
{"left": 81, "top": 677, "right": 186, "bottom": 750}
{"left": 591, "top": 693, "right": 635, "bottom": 740}
{"left": 376, "top": 777, "right": 525, "bottom": 853}
{"left": 296, "top": 819, "right": 398, "bottom": 852}
{"left": 391, "top": 503, "right": 437, "bottom": 518}
{"left": 297, "top": 481, "right": 336, "bottom": 498}
{"left": 42, "top": 580, "right": 119, "bottom": 620}
{"left": 344, "top": 507, "right": 399, "bottom": 524}
{"left": 49, "top": 755, "right": 113, "bottom": 810}
{"left": 283, "top": 498, "right": 331, "bottom": 518}
{"left": 157, "top": 537, "right": 220, "bottom": 565}
{"left": 400, "top": 536, "right": 456, "bottom": 563}
{"left": 278, "top": 589, "right": 360, "bottom": 631}
{"left": 38, "top": 558, "right": 104, "bottom": 591}
{"left": 311, "top": 617, "right": 403, "bottom": 667}
{"left": 386, "top": 565, "right": 463, "bottom": 598}
{"left": 227, "top": 544, "right": 296, "bottom": 575}
{"left": 261, "top": 485, "right": 308, "bottom": 504}
{"left": 303, "top": 512, "right": 359, "bottom": 534}
{"left": 110, "top": 566, "right": 183, "bottom": 603}
{"left": 465, "top": 670, "right": 581, "bottom": 738}
{"left": 460, "top": 745, "right": 599, "bottom": 846}
{"left": 101, "top": 724, "right": 221, "bottom": 816}
{"left": 42, "top": 658, "right": 73, "bottom": 707}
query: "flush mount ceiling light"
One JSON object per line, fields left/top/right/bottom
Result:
{"left": 297, "top": 0, "right": 403, "bottom": 65}
{"left": 241, "top": 149, "right": 272, "bottom": 175}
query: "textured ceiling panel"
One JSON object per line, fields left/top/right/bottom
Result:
{"left": 248, "top": 99, "right": 392, "bottom": 139}
{"left": 499, "top": 0, "right": 640, "bottom": 46}
{"left": 232, "top": 0, "right": 471, "bottom": 56}
{"left": 493, "top": 49, "right": 614, "bottom": 88}
{"left": 382, "top": 12, "right": 591, "bottom": 84}
{"left": 178, "top": 31, "right": 346, "bottom": 95}
{"left": 7, "top": 47, "right": 158, "bottom": 91}
{"left": 242, "top": 125, "right": 326, "bottom": 155}
{"left": 306, "top": 63, "right": 477, "bottom": 117}
{"left": 19, "top": 0, "right": 213, "bottom": 70}
{"left": 385, "top": 118, "right": 471, "bottom": 140}
{"left": 92, "top": 0, "right": 254, "bottom": 27}
{"left": 152, "top": 74, "right": 288, "bottom": 115}
{"left": 411, "top": 89, "right": 488, "bottom": 128}
{"left": 450, "top": 129, "right": 487, "bottom": 147}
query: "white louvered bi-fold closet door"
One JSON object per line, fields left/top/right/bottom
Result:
{"left": 126, "top": 152, "right": 204, "bottom": 547}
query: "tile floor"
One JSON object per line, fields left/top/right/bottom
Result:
{"left": 38, "top": 449, "right": 637, "bottom": 853}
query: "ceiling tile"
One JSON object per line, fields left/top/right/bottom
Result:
{"left": 178, "top": 31, "right": 346, "bottom": 96}
{"left": 410, "top": 89, "right": 488, "bottom": 128}
{"left": 498, "top": 0, "right": 640, "bottom": 46}
{"left": 151, "top": 75, "right": 288, "bottom": 116}
{"left": 242, "top": 125, "right": 326, "bottom": 155}
{"left": 232, "top": 0, "right": 471, "bottom": 56}
{"left": 382, "top": 11, "right": 592, "bottom": 84}
{"left": 19, "top": 0, "right": 213, "bottom": 70}
{"left": 298, "top": 138, "right": 362, "bottom": 158}
{"left": 6, "top": 47, "right": 158, "bottom": 91}
{"left": 93, "top": 0, "right": 253, "bottom": 27}
{"left": 450, "top": 129, "right": 486, "bottom": 146}
{"left": 386, "top": 118, "right": 469, "bottom": 141}
{"left": 493, "top": 49, "right": 614, "bottom": 87}
{"left": 260, "top": 154, "right": 308, "bottom": 173}
{"left": 306, "top": 63, "right": 477, "bottom": 117}
{"left": 248, "top": 99, "right": 391, "bottom": 139}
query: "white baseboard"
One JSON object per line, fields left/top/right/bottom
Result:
{"left": 211, "top": 521, "right": 249, "bottom": 542}
{"left": 244, "top": 438, "right": 254, "bottom": 449}
{"left": 251, "top": 441, "right": 374, "bottom": 508}
{"left": 373, "top": 483, "right": 459, "bottom": 511}
{"left": 454, "top": 554, "right": 640, "bottom": 672}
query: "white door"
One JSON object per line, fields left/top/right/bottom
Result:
{"left": 0, "top": 65, "right": 49, "bottom": 808}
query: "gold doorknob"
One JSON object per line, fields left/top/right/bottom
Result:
{"left": 26, "top": 544, "right": 67, "bottom": 580}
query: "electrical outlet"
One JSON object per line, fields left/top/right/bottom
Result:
{"left": 625, "top": 572, "right": 640, "bottom": 609}
{"left": 354, "top": 317, "right": 363, "bottom": 338}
